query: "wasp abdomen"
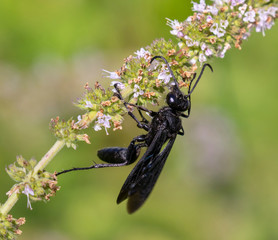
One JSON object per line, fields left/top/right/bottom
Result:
{"left": 97, "top": 147, "right": 128, "bottom": 164}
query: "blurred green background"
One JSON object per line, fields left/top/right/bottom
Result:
{"left": 0, "top": 1, "right": 278, "bottom": 239}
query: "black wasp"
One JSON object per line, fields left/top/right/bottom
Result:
{"left": 57, "top": 56, "right": 213, "bottom": 214}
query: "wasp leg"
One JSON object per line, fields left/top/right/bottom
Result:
{"left": 178, "top": 126, "right": 184, "bottom": 136}
{"left": 56, "top": 135, "right": 147, "bottom": 176}
{"left": 113, "top": 84, "right": 152, "bottom": 131}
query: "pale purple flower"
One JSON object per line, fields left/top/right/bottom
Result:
{"left": 230, "top": 0, "right": 245, "bottom": 6}
{"left": 184, "top": 35, "right": 199, "bottom": 47}
{"left": 133, "top": 84, "right": 144, "bottom": 98}
{"left": 94, "top": 124, "right": 101, "bottom": 131}
{"left": 220, "top": 20, "right": 229, "bottom": 29}
{"left": 199, "top": 53, "right": 207, "bottom": 63}
{"left": 178, "top": 42, "right": 184, "bottom": 49}
{"left": 205, "top": 48, "right": 213, "bottom": 56}
{"left": 255, "top": 8, "right": 277, "bottom": 36}
{"left": 196, "top": 13, "right": 205, "bottom": 20}
{"left": 257, "top": 9, "right": 268, "bottom": 32}
{"left": 213, "top": 0, "right": 225, "bottom": 5}
{"left": 267, "top": 6, "right": 278, "bottom": 17}
{"left": 102, "top": 69, "right": 121, "bottom": 79}
{"left": 22, "top": 184, "right": 34, "bottom": 210}
{"left": 166, "top": 18, "right": 183, "bottom": 37}
{"left": 210, "top": 23, "right": 219, "bottom": 35}
{"left": 134, "top": 48, "right": 151, "bottom": 60}
{"left": 201, "top": 43, "right": 213, "bottom": 56}
{"left": 207, "top": 5, "right": 218, "bottom": 15}
{"left": 200, "top": 43, "right": 206, "bottom": 51}
{"left": 94, "top": 113, "right": 112, "bottom": 135}
{"left": 239, "top": 4, "right": 247, "bottom": 15}
{"left": 242, "top": 30, "right": 251, "bottom": 40}
{"left": 85, "top": 101, "right": 93, "bottom": 109}
{"left": 158, "top": 68, "right": 172, "bottom": 84}
{"left": 218, "top": 43, "right": 231, "bottom": 58}
{"left": 243, "top": 9, "right": 256, "bottom": 23}
{"left": 192, "top": 0, "right": 206, "bottom": 13}
{"left": 190, "top": 57, "right": 197, "bottom": 65}
{"left": 186, "top": 16, "right": 192, "bottom": 22}
{"left": 214, "top": 0, "right": 230, "bottom": 5}
{"left": 206, "top": 15, "right": 213, "bottom": 22}
{"left": 76, "top": 115, "right": 82, "bottom": 124}
{"left": 210, "top": 23, "right": 226, "bottom": 38}
{"left": 177, "top": 32, "right": 185, "bottom": 38}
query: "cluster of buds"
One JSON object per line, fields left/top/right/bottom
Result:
{"left": 68, "top": 39, "right": 197, "bottom": 137}
{"left": 167, "top": 0, "right": 277, "bottom": 58}
{"left": 49, "top": 116, "right": 91, "bottom": 149}
{"left": 50, "top": 81, "right": 126, "bottom": 144}
{"left": 94, "top": 0, "right": 276, "bottom": 136}
{"left": 103, "top": 39, "right": 196, "bottom": 105}
{"left": 74, "top": 82, "right": 125, "bottom": 135}
{"left": 6, "top": 156, "right": 60, "bottom": 210}
{"left": 0, "top": 213, "right": 25, "bottom": 239}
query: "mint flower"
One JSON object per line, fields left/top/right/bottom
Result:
{"left": 217, "top": 43, "right": 231, "bottom": 58}
{"left": 84, "top": 101, "right": 93, "bottom": 109}
{"left": 166, "top": 18, "right": 184, "bottom": 37}
{"left": 210, "top": 20, "right": 228, "bottom": 38}
{"left": 256, "top": 7, "right": 278, "bottom": 36}
{"left": 184, "top": 35, "right": 200, "bottom": 47}
{"left": 243, "top": 9, "right": 256, "bottom": 23}
{"left": 157, "top": 68, "right": 172, "bottom": 84}
{"left": 201, "top": 43, "right": 213, "bottom": 56}
{"left": 133, "top": 84, "right": 144, "bottom": 98}
{"left": 199, "top": 53, "right": 207, "bottom": 63}
{"left": 238, "top": 4, "right": 247, "bottom": 16}
{"left": 231, "top": 0, "right": 246, "bottom": 6}
{"left": 134, "top": 48, "right": 151, "bottom": 60}
{"left": 76, "top": 115, "right": 82, "bottom": 124}
{"left": 267, "top": 6, "right": 278, "bottom": 18}
{"left": 93, "top": 112, "right": 112, "bottom": 135}
{"left": 207, "top": 5, "right": 219, "bottom": 15}
{"left": 220, "top": 20, "right": 229, "bottom": 29}
{"left": 210, "top": 23, "right": 226, "bottom": 38}
{"left": 22, "top": 184, "right": 34, "bottom": 210}
{"left": 192, "top": 0, "right": 206, "bottom": 12}
{"left": 102, "top": 69, "right": 121, "bottom": 79}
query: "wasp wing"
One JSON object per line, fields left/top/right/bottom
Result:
{"left": 117, "top": 129, "right": 177, "bottom": 214}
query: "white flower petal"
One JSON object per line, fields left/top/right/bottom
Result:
{"left": 102, "top": 70, "right": 121, "bottom": 79}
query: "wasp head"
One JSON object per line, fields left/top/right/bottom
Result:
{"left": 150, "top": 56, "right": 213, "bottom": 113}
{"left": 166, "top": 89, "right": 190, "bottom": 112}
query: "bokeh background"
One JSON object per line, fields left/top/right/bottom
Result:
{"left": 0, "top": 1, "right": 278, "bottom": 239}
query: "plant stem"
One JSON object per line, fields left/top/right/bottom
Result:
{"left": 0, "top": 140, "right": 65, "bottom": 215}
{"left": 33, "top": 140, "right": 65, "bottom": 174}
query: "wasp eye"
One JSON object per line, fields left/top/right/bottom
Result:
{"left": 166, "top": 93, "right": 176, "bottom": 106}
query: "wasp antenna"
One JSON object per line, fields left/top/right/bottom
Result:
{"left": 187, "top": 63, "right": 213, "bottom": 96}
{"left": 150, "top": 56, "right": 179, "bottom": 89}
{"left": 188, "top": 72, "right": 197, "bottom": 94}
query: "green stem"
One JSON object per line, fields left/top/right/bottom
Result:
{"left": 33, "top": 140, "right": 65, "bottom": 174}
{"left": 0, "top": 140, "right": 65, "bottom": 215}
